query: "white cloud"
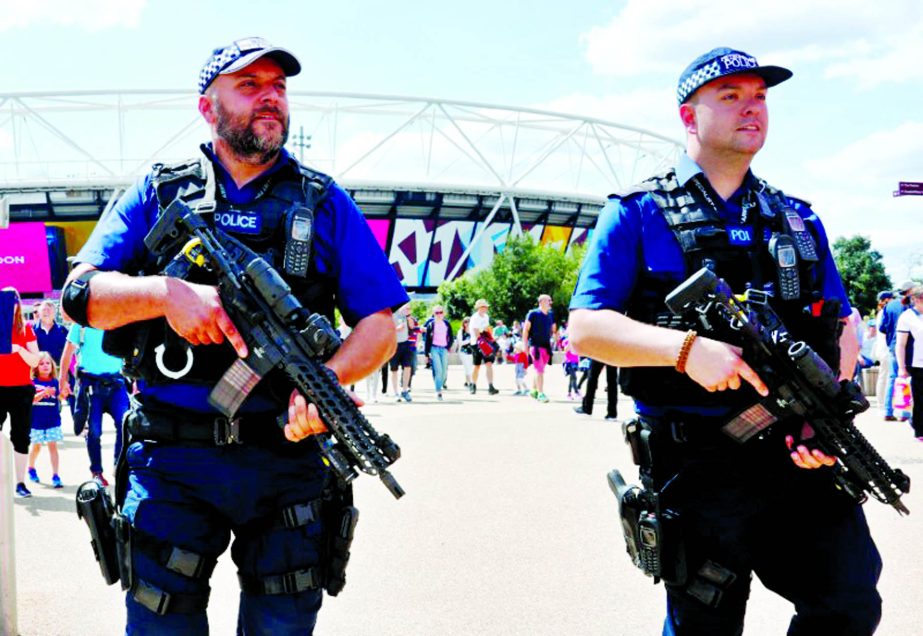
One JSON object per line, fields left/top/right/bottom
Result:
{"left": 823, "top": 24, "right": 923, "bottom": 88}
{"left": 0, "top": 0, "right": 147, "bottom": 32}
{"left": 796, "top": 122, "right": 923, "bottom": 279}
{"left": 803, "top": 122, "right": 923, "bottom": 189}
{"left": 581, "top": 0, "right": 923, "bottom": 87}
{"left": 535, "top": 87, "right": 681, "bottom": 141}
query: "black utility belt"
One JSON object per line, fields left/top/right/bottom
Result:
{"left": 125, "top": 408, "right": 289, "bottom": 448}
{"left": 638, "top": 413, "right": 729, "bottom": 445}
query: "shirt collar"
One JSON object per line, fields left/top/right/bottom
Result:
{"left": 200, "top": 143, "right": 296, "bottom": 202}
{"left": 676, "top": 153, "right": 760, "bottom": 204}
{"left": 675, "top": 153, "right": 703, "bottom": 187}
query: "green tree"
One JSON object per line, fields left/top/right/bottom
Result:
{"left": 408, "top": 299, "right": 430, "bottom": 323}
{"left": 831, "top": 235, "right": 891, "bottom": 316}
{"left": 436, "top": 234, "right": 586, "bottom": 326}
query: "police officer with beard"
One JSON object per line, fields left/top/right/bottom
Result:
{"left": 569, "top": 48, "right": 881, "bottom": 635}
{"left": 62, "top": 38, "right": 407, "bottom": 634}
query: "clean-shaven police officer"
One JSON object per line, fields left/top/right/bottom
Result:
{"left": 62, "top": 37, "right": 407, "bottom": 634}
{"left": 569, "top": 47, "right": 881, "bottom": 635}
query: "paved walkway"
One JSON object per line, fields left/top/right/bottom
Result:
{"left": 7, "top": 364, "right": 923, "bottom": 635}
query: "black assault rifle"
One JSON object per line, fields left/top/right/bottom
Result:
{"left": 664, "top": 267, "right": 910, "bottom": 515}
{"left": 144, "top": 198, "right": 404, "bottom": 498}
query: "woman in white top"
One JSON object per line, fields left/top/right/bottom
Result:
{"left": 896, "top": 285, "right": 923, "bottom": 439}
{"left": 456, "top": 317, "right": 474, "bottom": 389}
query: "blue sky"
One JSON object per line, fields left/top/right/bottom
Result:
{"left": 3, "top": 0, "right": 922, "bottom": 282}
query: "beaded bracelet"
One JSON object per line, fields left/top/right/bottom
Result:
{"left": 675, "top": 330, "right": 698, "bottom": 374}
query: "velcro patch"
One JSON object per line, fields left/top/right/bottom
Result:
{"left": 215, "top": 211, "right": 262, "bottom": 234}
{"left": 726, "top": 225, "right": 754, "bottom": 245}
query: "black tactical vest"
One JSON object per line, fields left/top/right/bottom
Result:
{"left": 618, "top": 169, "right": 843, "bottom": 409}
{"left": 109, "top": 151, "right": 334, "bottom": 407}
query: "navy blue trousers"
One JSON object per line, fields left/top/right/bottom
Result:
{"left": 645, "top": 424, "right": 882, "bottom": 636}
{"left": 79, "top": 376, "right": 129, "bottom": 474}
{"left": 121, "top": 437, "right": 329, "bottom": 635}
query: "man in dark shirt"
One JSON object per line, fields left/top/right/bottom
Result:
{"left": 878, "top": 280, "right": 915, "bottom": 420}
{"left": 32, "top": 300, "right": 68, "bottom": 363}
{"left": 522, "top": 294, "right": 556, "bottom": 403}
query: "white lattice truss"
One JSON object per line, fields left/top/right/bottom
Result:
{"left": 0, "top": 90, "right": 681, "bottom": 259}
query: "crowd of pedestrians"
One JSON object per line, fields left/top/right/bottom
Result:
{"left": 833, "top": 280, "right": 923, "bottom": 443}
{"left": 358, "top": 293, "right": 620, "bottom": 416}
{"left": 1, "top": 285, "right": 650, "bottom": 504}
{"left": 872, "top": 280, "right": 923, "bottom": 441}
{"left": 10, "top": 278, "right": 918, "bottom": 507}
{"left": 0, "top": 287, "right": 126, "bottom": 498}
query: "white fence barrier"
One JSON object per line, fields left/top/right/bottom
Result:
{"left": 0, "top": 433, "right": 18, "bottom": 636}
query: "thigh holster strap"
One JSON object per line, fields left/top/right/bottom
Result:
{"left": 278, "top": 500, "right": 323, "bottom": 530}
{"left": 237, "top": 499, "right": 324, "bottom": 537}
{"left": 132, "top": 578, "right": 210, "bottom": 615}
{"left": 133, "top": 528, "right": 217, "bottom": 579}
{"left": 685, "top": 560, "right": 738, "bottom": 608}
{"left": 238, "top": 567, "right": 322, "bottom": 595}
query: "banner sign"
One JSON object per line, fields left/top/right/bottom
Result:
{"left": 895, "top": 181, "right": 923, "bottom": 196}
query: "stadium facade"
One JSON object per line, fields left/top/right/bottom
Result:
{"left": 0, "top": 91, "right": 681, "bottom": 295}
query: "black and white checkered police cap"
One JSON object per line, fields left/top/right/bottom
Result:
{"left": 676, "top": 47, "right": 792, "bottom": 105}
{"left": 198, "top": 37, "right": 301, "bottom": 95}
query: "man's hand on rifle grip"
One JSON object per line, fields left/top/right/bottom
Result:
{"left": 162, "top": 278, "right": 248, "bottom": 356}
{"left": 283, "top": 387, "right": 364, "bottom": 443}
{"left": 786, "top": 423, "right": 837, "bottom": 470}
{"left": 683, "top": 337, "right": 769, "bottom": 396}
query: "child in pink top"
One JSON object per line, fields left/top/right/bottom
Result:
{"left": 563, "top": 338, "right": 581, "bottom": 400}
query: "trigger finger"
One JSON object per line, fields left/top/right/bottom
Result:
{"left": 217, "top": 312, "right": 248, "bottom": 358}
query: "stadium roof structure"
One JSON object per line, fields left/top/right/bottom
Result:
{"left": 0, "top": 90, "right": 682, "bottom": 291}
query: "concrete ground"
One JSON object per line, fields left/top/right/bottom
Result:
{"left": 6, "top": 363, "right": 923, "bottom": 635}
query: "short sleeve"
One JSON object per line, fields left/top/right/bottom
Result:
{"left": 75, "top": 174, "right": 158, "bottom": 272}
{"left": 569, "top": 197, "right": 644, "bottom": 312}
{"left": 312, "top": 184, "right": 408, "bottom": 326}
{"left": 792, "top": 200, "right": 852, "bottom": 318}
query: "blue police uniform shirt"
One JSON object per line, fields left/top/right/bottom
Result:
{"left": 75, "top": 145, "right": 408, "bottom": 411}
{"left": 570, "top": 154, "right": 851, "bottom": 415}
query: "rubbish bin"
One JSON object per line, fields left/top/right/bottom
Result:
{"left": 860, "top": 367, "right": 879, "bottom": 397}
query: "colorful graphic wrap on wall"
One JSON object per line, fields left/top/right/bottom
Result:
{"left": 540, "top": 225, "right": 573, "bottom": 248}
{"left": 469, "top": 220, "right": 512, "bottom": 269}
{"left": 365, "top": 219, "right": 390, "bottom": 252}
{"left": 424, "top": 221, "right": 477, "bottom": 287}
{"left": 568, "top": 227, "right": 594, "bottom": 249}
{"left": 380, "top": 219, "right": 583, "bottom": 288}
